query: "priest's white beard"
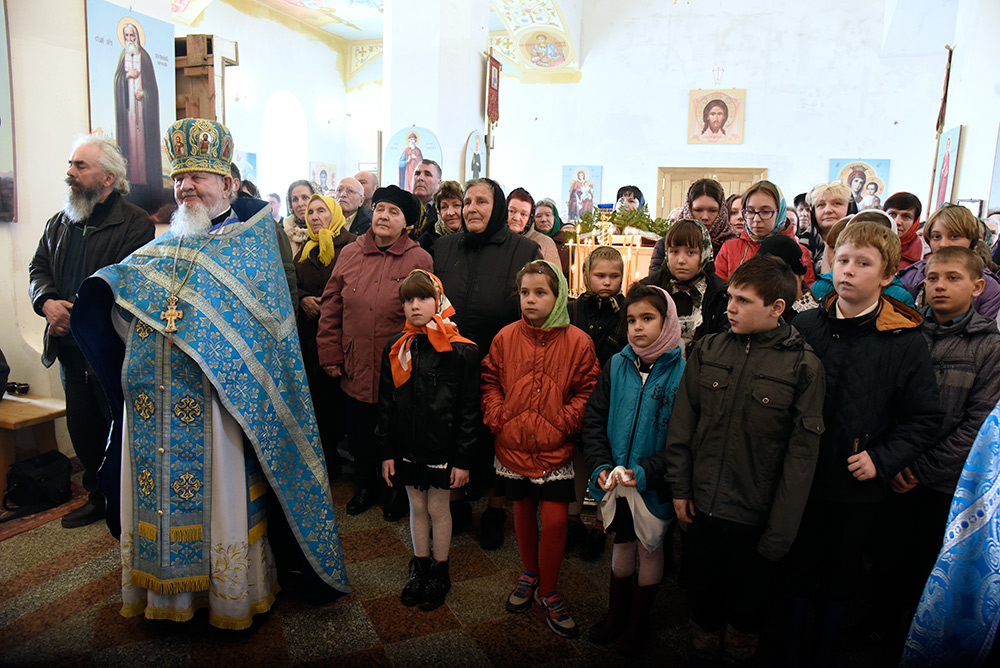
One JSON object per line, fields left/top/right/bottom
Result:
{"left": 170, "top": 201, "right": 212, "bottom": 238}
{"left": 62, "top": 181, "right": 104, "bottom": 223}
{"left": 124, "top": 41, "right": 139, "bottom": 58}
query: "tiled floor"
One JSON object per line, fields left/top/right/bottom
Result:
{"left": 0, "top": 466, "right": 900, "bottom": 667}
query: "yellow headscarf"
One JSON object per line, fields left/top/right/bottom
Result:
{"left": 299, "top": 194, "right": 346, "bottom": 266}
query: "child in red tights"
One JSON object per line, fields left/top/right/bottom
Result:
{"left": 481, "top": 260, "right": 600, "bottom": 638}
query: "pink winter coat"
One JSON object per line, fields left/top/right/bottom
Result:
{"left": 317, "top": 230, "right": 433, "bottom": 403}
{"left": 715, "top": 226, "right": 817, "bottom": 286}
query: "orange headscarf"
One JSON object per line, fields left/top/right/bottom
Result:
{"left": 389, "top": 270, "right": 475, "bottom": 388}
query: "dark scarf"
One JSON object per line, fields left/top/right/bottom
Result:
{"left": 461, "top": 179, "right": 508, "bottom": 250}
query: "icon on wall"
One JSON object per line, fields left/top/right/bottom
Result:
{"left": 688, "top": 89, "right": 745, "bottom": 145}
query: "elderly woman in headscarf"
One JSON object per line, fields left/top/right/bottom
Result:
{"left": 506, "top": 187, "right": 561, "bottom": 269}
{"left": 433, "top": 178, "right": 541, "bottom": 550}
{"left": 641, "top": 218, "right": 728, "bottom": 357}
{"left": 282, "top": 179, "right": 319, "bottom": 257}
{"left": 648, "top": 178, "right": 735, "bottom": 275}
{"left": 418, "top": 180, "right": 464, "bottom": 252}
{"left": 318, "top": 185, "right": 433, "bottom": 519}
{"left": 296, "top": 194, "right": 356, "bottom": 478}
{"left": 533, "top": 198, "right": 570, "bottom": 277}
{"left": 715, "top": 180, "right": 817, "bottom": 285}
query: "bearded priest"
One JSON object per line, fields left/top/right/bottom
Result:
{"left": 72, "top": 118, "right": 350, "bottom": 629}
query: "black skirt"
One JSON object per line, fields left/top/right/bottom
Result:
{"left": 393, "top": 458, "right": 453, "bottom": 492}
{"left": 493, "top": 473, "right": 576, "bottom": 504}
{"left": 606, "top": 497, "right": 639, "bottom": 544}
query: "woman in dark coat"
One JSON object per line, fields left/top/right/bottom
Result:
{"left": 295, "top": 194, "right": 356, "bottom": 478}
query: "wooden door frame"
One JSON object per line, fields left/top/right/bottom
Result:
{"left": 656, "top": 166, "right": 768, "bottom": 218}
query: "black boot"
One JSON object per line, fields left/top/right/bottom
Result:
{"left": 419, "top": 559, "right": 451, "bottom": 611}
{"left": 401, "top": 556, "right": 431, "bottom": 607}
{"left": 62, "top": 492, "right": 105, "bottom": 528}
{"left": 479, "top": 506, "right": 506, "bottom": 550}
{"left": 450, "top": 499, "right": 473, "bottom": 534}
{"left": 588, "top": 574, "right": 633, "bottom": 645}
{"left": 346, "top": 486, "right": 378, "bottom": 515}
{"left": 383, "top": 486, "right": 408, "bottom": 521}
{"left": 615, "top": 582, "right": 659, "bottom": 656}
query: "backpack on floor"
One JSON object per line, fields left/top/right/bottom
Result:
{"left": 1, "top": 450, "right": 72, "bottom": 522}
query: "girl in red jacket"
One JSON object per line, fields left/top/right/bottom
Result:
{"left": 481, "top": 260, "right": 600, "bottom": 639}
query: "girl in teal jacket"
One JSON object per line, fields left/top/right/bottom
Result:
{"left": 581, "top": 284, "right": 685, "bottom": 655}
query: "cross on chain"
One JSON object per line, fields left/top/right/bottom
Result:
{"left": 161, "top": 295, "right": 183, "bottom": 333}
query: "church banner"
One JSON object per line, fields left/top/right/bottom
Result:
{"left": 487, "top": 54, "right": 501, "bottom": 125}
{"left": 85, "top": 0, "right": 175, "bottom": 215}
{"left": 0, "top": 0, "right": 15, "bottom": 223}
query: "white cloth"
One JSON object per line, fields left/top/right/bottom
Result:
{"left": 599, "top": 471, "right": 670, "bottom": 553}
{"left": 120, "top": 391, "right": 279, "bottom": 629}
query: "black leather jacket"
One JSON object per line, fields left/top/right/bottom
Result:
{"left": 376, "top": 334, "right": 481, "bottom": 470}
{"left": 28, "top": 193, "right": 154, "bottom": 367}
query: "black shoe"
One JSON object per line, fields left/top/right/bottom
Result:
{"left": 479, "top": 506, "right": 506, "bottom": 551}
{"left": 61, "top": 500, "right": 105, "bottom": 528}
{"left": 565, "top": 518, "right": 587, "bottom": 552}
{"left": 579, "top": 526, "right": 606, "bottom": 562}
{"left": 383, "top": 487, "right": 409, "bottom": 522}
{"left": 450, "top": 499, "right": 473, "bottom": 534}
{"left": 346, "top": 486, "right": 378, "bottom": 515}
{"left": 401, "top": 556, "right": 431, "bottom": 606}
{"left": 419, "top": 559, "right": 451, "bottom": 612}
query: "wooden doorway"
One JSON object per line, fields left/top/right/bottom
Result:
{"left": 656, "top": 167, "right": 768, "bottom": 218}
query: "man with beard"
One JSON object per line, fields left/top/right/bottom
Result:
{"left": 28, "top": 135, "right": 155, "bottom": 528}
{"left": 114, "top": 22, "right": 161, "bottom": 190}
{"left": 70, "top": 119, "right": 349, "bottom": 628}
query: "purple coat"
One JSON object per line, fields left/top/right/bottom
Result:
{"left": 899, "top": 259, "right": 1000, "bottom": 320}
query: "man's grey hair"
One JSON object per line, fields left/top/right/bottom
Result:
{"left": 71, "top": 134, "right": 130, "bottom": 195}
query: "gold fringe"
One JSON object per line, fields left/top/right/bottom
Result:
{"left": 248, "top": 482, "right": 268, "bottom": 502}
{"left": 248, "top": 518, "right": 268, "bottom": 546}
{"left": 137, "top": 521, "right": 157, "bottom": 540}
{"left": 169, "top": 524, "right": 203, "bottom": 542}
{"left": 207, "top": 589, "right": 278, "bottom": 630}
{"left": 129, "top": 569, "right": 211, "bottom": 595}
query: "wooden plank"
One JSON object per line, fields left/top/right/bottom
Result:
{"left": 0, "top": 395, "right": 66, "bottom": 430}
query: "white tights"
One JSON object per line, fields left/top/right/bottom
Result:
{"left": 611, "top": 540, "right": 664, "bottom": 586}
{"left": 406, "top": 486, "right": 452, "bottom": 560}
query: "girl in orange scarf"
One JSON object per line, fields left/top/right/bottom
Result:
{"left": 377, "top": 270, "right": 480, "bottom": 612}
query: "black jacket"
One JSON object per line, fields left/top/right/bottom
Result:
{"left": 28, "top": 193, "right": 154, "bottom": 367}
{"left": 794, "top": 295, "right": 944, "bottom": 503}
{"left": 642, "top": 267, "right": 730, "bottom": 343}
{"left": 911, "top": 309, "right": 1000, "bottom": 494}
{"left": 567, "top": 294, "right": 625, "bottom": 368}
{"left": 433, "top": 225, "right": 540, "bottom": 352}
{"left": 348, "top": 206, "right": 372, "bottom": 236}
{"left": 663, "top": 323, "right": 826, "bottom": 560}
{"left": 376, "top": 334, "right": 481, "bottom": 470}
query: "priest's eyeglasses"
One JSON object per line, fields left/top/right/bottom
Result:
{"left": 743, "top": 208, "right": 777, "bottom": 220}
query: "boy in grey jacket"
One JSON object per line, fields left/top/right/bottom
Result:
{"left": 665, "top": 255, "right": 826, "bottom": 665}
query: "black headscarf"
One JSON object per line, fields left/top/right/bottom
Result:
{"left": 461, "top": 179, "right": 508, "bottom": 249}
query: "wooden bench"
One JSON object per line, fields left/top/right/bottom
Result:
{"left": 0, "top": 394, "right": 67, "bottom": 500}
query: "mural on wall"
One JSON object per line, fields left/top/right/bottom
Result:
{"left": 688, "top": 89, "right": 745, "bottom": 145}
{"left": 233, "top": 149, "right": 257, "bottom": 188}
{"left": 829, "top": 159, "right": 891, "bottom": 211}
{"left": 464, "top": 130, "right": 484, "bottom": 181}
{"left": 0, "top": 0, "right": 15, "bottom": 223}
{"left": 989, "top": 124, "right": 1000, "bottom": 214}
{"left": 519, "top": 31, "right": 567, "bottom": 68}
{"left": 309, "top": 162, "right": 337, "bottom": 193}
{"left": 931, "top": 126, "right": 962, "bottom": 211}
{"left": 562, "top": 165, "right": 601, "bottom": 221}
{"left": 383, "top": 126, "right": 442, "bottom": 194}
{"left": 86, "top": 0, "right": 175, "bottom": 214}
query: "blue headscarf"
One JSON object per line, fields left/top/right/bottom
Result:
{"left": 744, "top": 181, "right": 788, "bottom": 243}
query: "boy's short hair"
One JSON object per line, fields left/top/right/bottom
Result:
{"left": 585, "top": 246, "right": 624, "bottom": 270}
{"left": 924, "top": 205, "right": 979, "bottom": 247}
{"left": 727, "top": 254, "right": 797, "bottom": 309}
{"left": 666, "top": 219, "right": 705, "bottom": 249}
{"left": 882, "top": 192, "right": 922, "bottom": 221}
{"left": 399, "top": 269, "right": 438, "bottom": 303}
{"left": 926, "top": 246, "right": 984, "bottom": 280}
{"left": 516, "top": 259, "right": 560, "bottom": 294}
{"left": 836, "top": 221, "right": 902, "bottom": 276}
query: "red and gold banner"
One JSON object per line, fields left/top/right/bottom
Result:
{"left": 487, "top": 54, "right": 501, "bottom": 125}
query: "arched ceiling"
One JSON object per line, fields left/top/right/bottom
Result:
{"left": 171, "top": 0, "right": 580, "bottom": 81}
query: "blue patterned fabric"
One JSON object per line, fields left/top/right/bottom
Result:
{"left": 78, "top": 199, "right": 349, "bottom": 593}
{"left": 902, "top": 400, "right": 1000, "bottom": 667}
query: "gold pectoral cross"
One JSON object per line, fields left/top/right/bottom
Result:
{"left": 161, "top": 295, "right": 183, "bottom": 333}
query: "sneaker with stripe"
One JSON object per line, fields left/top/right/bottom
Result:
{"left": 535, "top": 591, "right": 579, "bottom": 638}
{"left": 505, "top": 571, "right": 538, "bottom": 613}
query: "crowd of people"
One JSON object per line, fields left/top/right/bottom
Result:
{"left": 26, "top": 122, "right": 1000, "bottom": 666}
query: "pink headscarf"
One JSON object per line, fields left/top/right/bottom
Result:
{"left": 629, "top": 285, "right": 682, "bottom": 364}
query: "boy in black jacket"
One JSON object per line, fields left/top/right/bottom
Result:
{"left": 787, "top": 222, "right": 944, "bottom": 666}
{"left": 377, "top": 270, "right": 480, "bottom": 612}
{"left": 567, "top": 246, "right": 626, "bottom": 560}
